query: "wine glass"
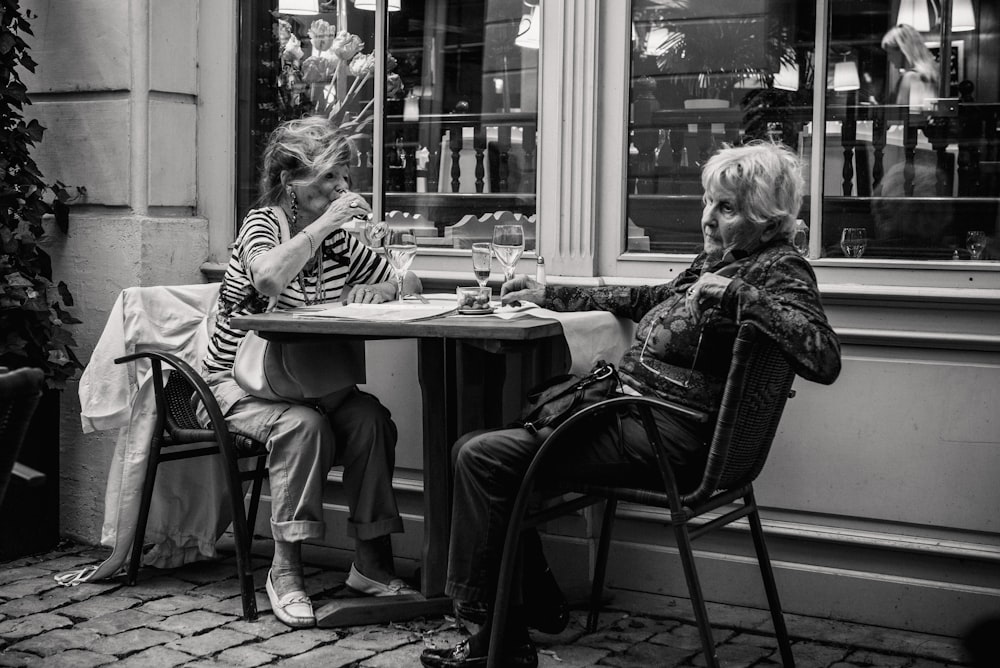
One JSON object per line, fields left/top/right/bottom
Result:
{"left": 840, "top": 227, "right": 867, "bottom": 258}
{"left": 491, "top": 224, "right": 524, "bottom": 284}
{"left": 471, "top": 242, "right": 492, "bottom": 288}
{"left": 383, "top": 229, "right": 417, "bottom": 301}
{"left": 966, "top": 230, "right": 987, "bottom": 260}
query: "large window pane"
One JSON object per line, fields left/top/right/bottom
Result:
{"left": 822, "top": 0, "right": 999, "bottom": 260}
{"left": 626, "top": 0, "right": 815, "bottom": 254}
{"left": 237, "top": 0, "right": 539, "bottom": 251}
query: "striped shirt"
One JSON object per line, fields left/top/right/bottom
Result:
{"left": 203, "top": 207, "right": 393, "bottom": 373}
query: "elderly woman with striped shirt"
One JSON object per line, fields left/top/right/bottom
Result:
{"left": 201, "top": 116, "right": 419, "bottom": 628}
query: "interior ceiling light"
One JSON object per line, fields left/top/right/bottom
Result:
{"left": 354, "top": 0, "right": 402, "bottom": 11}
{"left": 278, "top": 0, "right": 319, "bottom": 15}
{"left": 895, "top": 0, "right": 932, "bottom": 31}
{"left": 515, "top": 3, "right": 540, "bottom": 49}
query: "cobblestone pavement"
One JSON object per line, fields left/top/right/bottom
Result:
{"left": 0, "top": 541, "right": 974, "bottom": 667}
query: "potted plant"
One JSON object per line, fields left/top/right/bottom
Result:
{"left": 1, "top": 0, "right": 83, "bottom": 389}
{"left": 1, "top": 0, "right": 83, "bottom": 560}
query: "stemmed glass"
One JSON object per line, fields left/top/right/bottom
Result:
{"left": 491, "top": 224, "right": 524, "bottom": 284}
{"left": 383, "top": 229, "right": 417, "bottom": 301}
{"left": 471, "top": 242, "right": 492, "bottom": 288}
{"left": 840, "top": 227, "right": 868, "bottom": 258}
{"left": 966, "top": 230, "right": 987, "bottom": 260}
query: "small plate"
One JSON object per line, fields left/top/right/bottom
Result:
{"left": 458, "top": 307, "right": 495, "bottom": 315}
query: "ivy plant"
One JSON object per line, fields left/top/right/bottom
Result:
{"left": 1, "top": 0, "right": 84, "bottom": 389}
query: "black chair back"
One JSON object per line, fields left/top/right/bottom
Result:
{"left": 0, "top": 367, "right": 45, "bottom": 505}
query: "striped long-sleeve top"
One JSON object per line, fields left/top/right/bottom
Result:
{"left": 202, "top": 207, "right": 393, "bottom": 373}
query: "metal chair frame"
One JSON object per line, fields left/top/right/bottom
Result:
{"left": 114, "top": 351, "right": 268, "bottom": 620}
{"left": 488, "top": 323, "right": 798, "bottom": 668}
{"left": 0, "top": 366, "right": 46, "bottom": 505}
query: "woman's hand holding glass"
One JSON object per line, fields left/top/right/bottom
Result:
{"left": 499, "top": 275, "right": 544, "bottom": 306}
{"left": 313, "top": 191, "right": 372, "bottom": 236}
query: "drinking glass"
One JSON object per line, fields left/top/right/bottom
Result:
{"left": 383, "top": 229, "right": 417, "bottom": 301}
{"left": 966, "top": 230, "right": 987, "bottom": 260}
{"left": 471, "top": 242, "right": 492, "bottom": 287}
{"left": 840, "top": 227, "right": 867, "bottom": 258}
{"left": 491, "top": 224, "right": 524, "bottom": 284}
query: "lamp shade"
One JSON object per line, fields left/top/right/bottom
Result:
{"left": 354, "top": 0, "right": 401, "bottom": 10}
{"left": 832, "top": 60, "right": 860, "bottom": 91}
{"left": 515, "top": 4, "right": 539, "bottom": 49}
{"left": 952, "top": 0, "right": 976, "bottom": 31}
{"left": 895, "top": 0, "right": 931, "bottom": 32}
{"left": 278, "top": 0, "right": 319, "bottom": 14}
{"left": 774, "top": 58, "right": 800, "bottom": 92}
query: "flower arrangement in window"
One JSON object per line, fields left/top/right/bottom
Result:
{"left": 276, "top": 18, "right": 404, "bottom": 136}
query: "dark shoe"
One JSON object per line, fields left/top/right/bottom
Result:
{"left": 420, "top": 639, "right": 537, "bottom": 668}
{"left": 523, "top": 567, "right": 569, "bottom": 634}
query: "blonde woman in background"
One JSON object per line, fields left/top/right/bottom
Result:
{"left": 881, "top": 24, "right": 939, "bottom": 111}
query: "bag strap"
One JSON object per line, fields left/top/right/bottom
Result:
{"left": 262, "top": 207, "right": 292, "bottom": 313}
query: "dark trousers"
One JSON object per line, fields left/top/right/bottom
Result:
{"left": 445, "top": 405, "right": 709, "bottom": 603}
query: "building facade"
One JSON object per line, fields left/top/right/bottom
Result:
{"left": 24, "top": 0, "right": 1000, "bottom": 637}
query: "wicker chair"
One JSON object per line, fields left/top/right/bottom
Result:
{"left": 0, "top": 367, "right": 46, "bottom": 506}
{"left": 488, "top": 323, "right": 798, "bottom": 668}
{"left": 114, "top": 351, "right": 269, "bottom": 620}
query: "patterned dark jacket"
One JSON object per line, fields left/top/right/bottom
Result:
{"left": 543, "top": 240, "right": 841, "bottom": 416}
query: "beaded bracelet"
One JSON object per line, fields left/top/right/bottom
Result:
{"left": 301, "top": 228, "right": 317, "bottom": 255}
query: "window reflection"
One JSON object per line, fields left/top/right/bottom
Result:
{"left": 237, "top": 0, "right": 539, "bottom": 251}
{"left": 825, "top": 0, "right": 998, "bottom": 261}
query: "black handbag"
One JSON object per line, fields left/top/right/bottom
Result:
{"left": 515, "top": 360, "right": 622, "bottom": 435}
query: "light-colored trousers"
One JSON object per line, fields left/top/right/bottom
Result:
{"left": 202, "top": 372, "right": 403, "bottom": 543}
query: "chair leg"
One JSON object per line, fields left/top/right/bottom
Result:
{"left": 245, "top": 457, "right": 267, "bottom": 549}
{"left": 673, "top": 522, "right": 720, "bottom": 668}
{"left": 223, "top": 459, "right": 258, "bottom": 621}
{"left": 746, "top": 491, "right": 795, "bottom": 667}
{"left": 587, "top": 497, "right": 618, "bottom": 632}
{"left": 127, "top": 438, "right": 163, "bottom": 586}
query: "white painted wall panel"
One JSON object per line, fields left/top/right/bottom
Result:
{"left": 150, "top": 0, "right": 198, "bottom": 94}
{"left": 21, "top": 0, "right": 130, "bottom": 92}
{"left": 148, "top": 100, "right": 196, "bottom": 206}
{"left": 26, "top": 100, "right": 131, "bottom": 206}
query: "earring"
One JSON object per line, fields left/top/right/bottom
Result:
{"left": 285, "top": 185, "right": 298, "bottom": 223}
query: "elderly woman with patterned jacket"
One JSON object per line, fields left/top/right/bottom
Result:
{"left": 201, "top": 116, "right": 421, "bottom": 629}
{"left": 421, "top": 141, "right": 841, "bottom": 668}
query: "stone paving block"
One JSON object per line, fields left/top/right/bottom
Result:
{"left": 31, "top": 555, "right": 102, "bottom": 573}
{"left": 276, "top": 643, "right": 373, "bottom": 666}
{"left": 0, "top": 576, "right": 64, "bottom": 600}
{"left": 256, "top": 628, "right": 328, "bottom": 656}
{"left": 689, "top": 639, "right": 774, "bottom": 666}
{"left": 0, "top": 650, "right": 43, "bottom": 666}
{"left": 785, "top": 615, "right": 964, "bottom": 664}
{"left": 77, "top": 609, "right": 165, "bottom": 635}
{"left": 111, "top": 575, "right": 196, "bottom": 600}
{"left": 165, "top": 627, "right": 256, "bottom": 655}
{"left": 216, "top": 644, "right": 279, "bottom": 667}
{"left": 146, "top": 609, "right": 237, "bottom": 634}
{"left": 140, "top": 594, "right": 223, "bottom": 617}
{"left": 840, "top": 648, "right": 912, "bottom": 666}
{"left": 908, "top": 659, "right": 962, "bottom": 668}
{"left": 727, "top": 631, "right": 780, "bottom": 650}
{"left": 338, "top": 626, "right": 421, "bottom": 652}
{"left": 89, "top": 627, "right": 180, "bottom": 655}
{"left": 537, "top": 644, "right": 611, "bottom": 667}
{"left": 787, "top": 640, "right": 851, "bottom": 666}
{"left": 57, "top": 595, "right": 142, "bottom": 620}
{"left": 0, "top": 613, "right": 73, "bottom": 640}
{"left": 114, "top": 646, "right": 193, "bottom": 667}
{"left": 650, "top": 622, "right": 715, "bottom": 651}
{"left": 0, "top": 595, "right": 66, "bottom": 618}
{"left": 304, "top": 569, "right": 349, "bottom": 596}
{"left": 224, "top": 616, "right": 293, "bottom": 639}
{"left": 170, "top": 560, "right": 239, "bottom": 585}
{"left": 28, "top": 649, "right": 113, "bottom": 668}
{"left": 598, "top": 640, "right": 697, "bottom": 667}
{"left": 191, "top": 579, "right": 246, "bottom": 599}
{"left": 200, "top": 593, "right": 262, "bottom": 617}
{"left": 574, "top": 615, "right": 673, "bottom": 653}
{"left": 0, "top": 567, "right": 50, "bottom": 587}
{"left": 8, "top": 628, "right": 103, "bottom": 657}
